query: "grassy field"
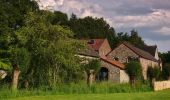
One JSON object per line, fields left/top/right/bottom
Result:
{"left": 5, "top": 89, "right": 170, "bottom": 100}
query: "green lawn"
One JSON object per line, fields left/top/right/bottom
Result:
{"left": 5, "top": 89, "right": 170, "bottom": 100}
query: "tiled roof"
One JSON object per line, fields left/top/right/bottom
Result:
{"left": 88, "top": 39, "right": 105, "bottom": 51}
{"left": 137, "top": 45, "right": 157, "bottom": 57}
{"left": 101, "top": 56, "right": 125, "bottom": 70}
{"left": 123, "top": 42, "right": 158, "bottom": 62}
{"left": 78, "top": 45, "right": 100, "bottom": 58}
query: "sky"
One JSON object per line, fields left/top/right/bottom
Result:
{"left": 37, "top": 0, "right": 170, "bottom": 52}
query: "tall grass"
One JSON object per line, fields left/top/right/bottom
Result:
{"left": 0, "top": 81, "right": 152, "bottom": 99}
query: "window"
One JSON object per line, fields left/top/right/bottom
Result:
{"left": 128, "top": 57, "right": 138, "bottom": 62}
{"left": 126, "top": 57, "right": 128, "bottom": 63}
{"left": 114, "top": 57, "right": 119, "bottom": 61}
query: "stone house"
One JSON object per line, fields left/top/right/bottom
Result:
{"left": 78, "top": 39, "right": 161, "bottom": 83}
{"left": 107, "top": 42, "right": 160, "bottom": 80}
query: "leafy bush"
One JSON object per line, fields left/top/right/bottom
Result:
{"left": 125, "top": 61, "right": 142, "bottom": 79}
{"left": 147, "top": 66, "right": 160, "bottom": 80}
{"left": 162, "top": 64, "right": 170, "bottom": 80}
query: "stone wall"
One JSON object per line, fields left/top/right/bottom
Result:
{"left": 154, "top": 80, "right": 170, "bottom": 91}
{"left": 107, "top": 44, "right": 139, "bottom": 63}
{"left": 101, "top": 60, "right": 120, "bottom": 83}
{"left": 120, "top": 70, "right": 129, "bottom": 83}
{"left": 101, "top": 60, "right": 129, "bottom": 83}
{"left": 99, "top": 39, "right": 111, "bottom": 57}
{"left": 139, "top": 58, "right": 159, "bottom": 80}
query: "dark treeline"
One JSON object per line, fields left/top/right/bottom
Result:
{"left": 50, "top": 12, "right": 145, "bottom": 48}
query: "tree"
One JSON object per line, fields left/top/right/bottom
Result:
{"left": 16, "top": 11, "right": 83, "bottom": 87}
{"left": 52, "top": 11, "right": 68, "bottom": 25}
{"left": 147, "top": 66, "right": 160, "bottom": 87}
{"left": 84, "top": 59, "right": 100, "bottom": 86}
{"left": 159, "top": 51, "right": 170, "bottom": 67}
{"left": 129, "top": 29, "right": 145, "bottom": 46}
{"left": 68, "top": 16, "right": 116, "bottom": 47}
{"left": 162, "top": 64, "right": 170, "bottom": 80}
{"left": 125, "top": 61, "right": 142, "bottom": 86}
{"left": 0, "top": 0, "right": 39, "bottom": 90}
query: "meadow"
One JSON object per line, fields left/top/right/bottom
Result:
{"left": 3, "top": 89, "right": 170, "bottom": 100}
{"left": 0, "top": 81, "right": 152, "bottom": 100}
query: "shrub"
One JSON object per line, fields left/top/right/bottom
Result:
{"left": 162, "top": 64, "right": 170, "bottom": 80}
{"left": 125, "top": 61, "right": 142, "bottom": 86}
{"left": 147, "top": 66, "right": 160, "bottom": 80}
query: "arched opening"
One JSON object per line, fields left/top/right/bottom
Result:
{"left": 96, "top": 67, "right": 109, "bottom": 81}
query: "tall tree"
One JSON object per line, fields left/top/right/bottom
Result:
{"left": 16, "top": 11, "right": 83, "bottom": 87}
{"left": 51, "top": 11, "right": 68, "bottom": 25}
{"left": 129, "top": 29, "right": 145, "bottom": 46}
{"left": 69, "top": 16, "right": 116, "bottom": 48}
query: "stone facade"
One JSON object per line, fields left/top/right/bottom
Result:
{"left": 139, "top": 58, "right": 159, "bottom": 80}
{"left": 107, "top": 43, "right": 159, "bottom": 80}
{"left": 107, "top": 44, "right": 139, "bottom": 63}
{"left": 101, "top": 60, "right": 129, "bottom": 83}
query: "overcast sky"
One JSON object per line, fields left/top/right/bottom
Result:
{"left": 37, "top": 0, "right": 170, "bottom": 52}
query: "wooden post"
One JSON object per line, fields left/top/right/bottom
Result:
{"left": 130, "top": 76, "right": 135, "bottom": 86}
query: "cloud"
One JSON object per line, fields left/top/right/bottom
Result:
{"left": 155, "top": 27, "right": 170, "bottom": 36}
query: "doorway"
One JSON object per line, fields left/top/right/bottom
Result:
{"left": 97, "top": 67, "right": 109, "bottom": 81}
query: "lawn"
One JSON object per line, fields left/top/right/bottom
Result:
{"left": 5, "top": 89, "right": 170, "bottom": 100}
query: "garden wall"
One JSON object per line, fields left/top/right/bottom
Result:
{"left": 154, "top": 80, "right": 170, "bottom": 91}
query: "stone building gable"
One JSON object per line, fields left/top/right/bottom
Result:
{"left": 107, "top": 42, "right": 159, "bottom": 80}
{"left": 98, "top": 39, "right": 111, "bottom": 56}
{"left": 107, "top": 44, "right": 139, "bottom": 63}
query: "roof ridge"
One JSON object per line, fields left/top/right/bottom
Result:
{"left": 122, "top": 42, "right": 158, "bottom": 62}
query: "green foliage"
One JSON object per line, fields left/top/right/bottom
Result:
{"left": 116, "top": 29, "right": 145, "bottom": 48}
{"left": 147, "top": 66, "right": 160, "bottom": 80}
{"left": 160, "top": 51, "right": 170, "bottom": 65}
{"left": 84, "top": 59, "right": 101, "bottom": 74}
{"left": 0, "top": 0, "right": 39, "bottom": 72}
{"left": 69, "top": 16, "right": 116, "bottom": 48}
{"left": 52, "top": 11, "right": 68, "bottom": 25}
{"left": 125, "top": 61, "right": 142, "bottom": 78}
{"left": 129, "top": 29, "right": 145, "bottom": 46}
{"left": 0, "top": 61, "right": 10, "bottom": 70}
{"left": 162, "top": 64, "right": 170, "bottom": 79}
{"left": 15, "top": 11, "right": 83, "bottom": 87}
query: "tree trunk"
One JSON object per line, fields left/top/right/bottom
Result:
{"left": 24, "top": 80, "right": 29, "bottom": 89}
{"left": 11, "top": 63, "right": 20, "bottom": 91}
{"left": 130, "top": 76, "right": 135, "bottom": 86}
{"left": 87, "top": 70, "right": 94, "bottom": 86}
{"left": 168, "top": 76, "right": 170, "bottom": 80}
{"left": 151, "top": 78, "right": 156, "bottom": 87}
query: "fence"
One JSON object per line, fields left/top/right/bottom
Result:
{"left": 154, "top": 80, "right": 170, "bottom": 91}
